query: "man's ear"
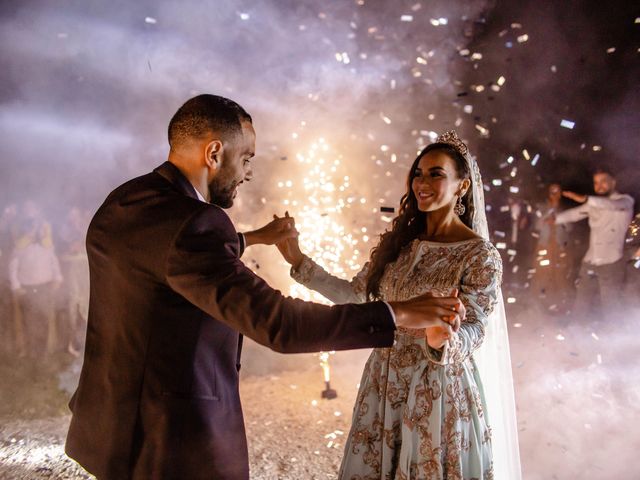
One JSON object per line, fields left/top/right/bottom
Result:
{"left": 205, "top": 140, "right": 224, "bottom": 170}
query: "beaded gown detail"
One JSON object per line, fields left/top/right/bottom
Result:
{"left": 292, "top": 238, "right": 502, "bottom": 480}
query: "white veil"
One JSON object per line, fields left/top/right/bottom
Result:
{"left": 437, "top": 131, "right": 522, "bottom": 479}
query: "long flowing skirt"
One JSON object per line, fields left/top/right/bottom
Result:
{"left": 339, "top": 333, "right": 493, "bottom": 480}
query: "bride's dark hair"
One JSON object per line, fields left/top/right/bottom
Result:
{"left": 365, "top": 143, "right": 474, "bottom": 300}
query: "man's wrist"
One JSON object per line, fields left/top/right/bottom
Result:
{"left": 382, "top": 301, "right": 398, "bottom": 325}
{"left": 387, "top": 301, "right": 404, "bottom": 326}
{"left": 242, "top": 230, "right": 262, "bottom": 247}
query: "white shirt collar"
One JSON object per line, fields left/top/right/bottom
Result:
{"left": 192, "top": 185, "right": 208, "bottom": 203}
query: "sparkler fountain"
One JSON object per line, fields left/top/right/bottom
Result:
{"left": 319, "top": 351, "right": 337, "bottom": 399}
{"left": 278, "top": 137, "right": 372, "bottom": 399}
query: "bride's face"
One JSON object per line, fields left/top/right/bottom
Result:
{"left": 411, "top": 151, "right": 464, "bottom": 213}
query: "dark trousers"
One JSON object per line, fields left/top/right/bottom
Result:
{"left": 573, "top": 259, "right": 626, "bottom": 322}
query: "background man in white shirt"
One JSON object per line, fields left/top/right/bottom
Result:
{"left": 555, "top": 167, "right": 634, "bottom": 321}
{"left": 9, "top": 216, "right": 63, "bottom": 360}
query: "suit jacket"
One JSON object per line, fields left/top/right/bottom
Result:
{"left": 65, "top": 162, "right": 395, "bottom": 480}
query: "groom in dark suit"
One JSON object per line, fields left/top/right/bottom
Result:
{"left": 65, "top": 94, "right": 463, "bottom": 480}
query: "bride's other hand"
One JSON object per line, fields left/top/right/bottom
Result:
{"left": 276, "top": 237, "right": 304, "bottom": 269}
{"left": 426, "top": 326, "right": 450, "bottom": 350}
{"left": 425, "top": 288, "right": 467, "bottom": 350}
{"left": 274, "top": 213, "right": 304, "bottom": 269}
{"left": 389, "top": 293, "right": 463, "bottom": 332}
{"left": 423, "top": 288, "right": 465, "bottom": 331}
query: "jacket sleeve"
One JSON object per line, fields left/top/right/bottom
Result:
{"left": 165, "top": 205, "right": 395, "bottom": 354}
{"left": 426, "top": 242, "right": 502, "bottom": 365}
{"left": 290, "top": 256, "right": 369, "bottom": 304}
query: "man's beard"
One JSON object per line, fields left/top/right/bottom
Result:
{"left": 208, "top": 175, "right": 239, "bottom": 209}
{"left": 595, "top": 189, "right": 612, "bottom": 196}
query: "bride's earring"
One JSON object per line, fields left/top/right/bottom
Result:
{"left": 454, "top": 196, "right": 466, "bottom": 216}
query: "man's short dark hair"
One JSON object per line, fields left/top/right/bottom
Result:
{"left": 168, "top": 94, "right": 252, "bottom": 148}
{"left": 593, "top": 166, "right": 614, "bottom": 178}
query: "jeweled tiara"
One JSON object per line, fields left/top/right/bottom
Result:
{"left": 436, "top": 130, "right": 469, "bottom": 157}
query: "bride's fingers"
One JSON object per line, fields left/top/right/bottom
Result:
{"left": 440, "top": 315, "right": 457, "bottom": 328}
{"left": 436, "top": 312, "right": 460, "bottom": 332}
{"left": 434, "top": 320, "right": 454, "bottom": 335}
{"left": 445, "top": 314, "right": 461, "bottom": 332}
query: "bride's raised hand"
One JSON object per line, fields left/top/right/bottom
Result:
{"left": 274, "top": 213, "right": 304, "bottom": 269}
{"left": 244, "top": 211, "right": 297, "bottom": 246}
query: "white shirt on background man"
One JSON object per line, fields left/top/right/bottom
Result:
{"left": 555, "top": 192, "right": 634, "bottom": 266}
{"left": 9, "top": 242, "right": 63, "bottom": 290}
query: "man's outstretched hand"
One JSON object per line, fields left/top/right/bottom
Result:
{"left": 243, "top": 212, "right": 298, "bottom": 247}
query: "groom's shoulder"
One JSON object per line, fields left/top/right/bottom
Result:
{"left": 100, "top": 170, "right": 202, "bottom": 216}
{"left": 95, "top": 169, "right": 236, "bottom": 233}
{"left": 104, "top": 170, "right": 171, "bottom": 203}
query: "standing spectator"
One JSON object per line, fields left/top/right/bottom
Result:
{"left": 555, "top": 167, "right": 634, "bottom": 322}
{"left": 9, "top": 215, "right": 63, "bottom": 361}
{"left": 0, "top": 204, "right": 18, "bottom": 354}
{"left": 21, "top": 200, "right": 55, "bottom": 250}
{"left": 59, "top": 207, "right": 90, "bottom": 356}
{"left": 531, "top": 184, "right": 574, "bottom": 315}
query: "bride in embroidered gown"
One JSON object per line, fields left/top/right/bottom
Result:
{"left": 276, "top": 132, "right": 521, "bottom": 479}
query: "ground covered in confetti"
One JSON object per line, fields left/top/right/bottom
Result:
{"left": 1, "top": 308, "right": 639, "bottom": 479}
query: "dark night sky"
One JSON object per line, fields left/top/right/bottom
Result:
{"left": 467, "top": 0, "right": 640, "bottom": 197}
